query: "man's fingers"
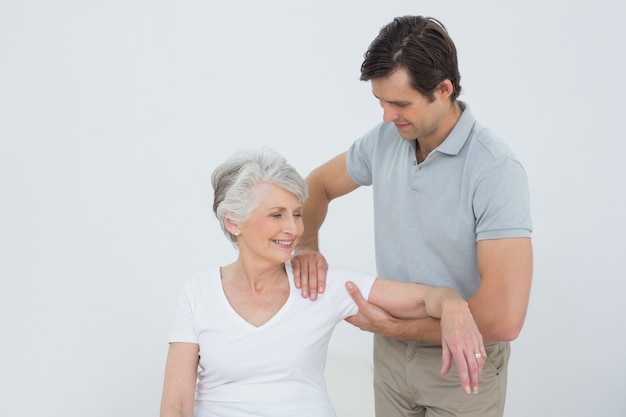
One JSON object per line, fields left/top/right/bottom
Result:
{"left": 315, "top": 259, "right": 328, "bottom": 294}
{"left": 291, "top": 252, "right": 329, "bottom": 300}
{"left": 291, "top": 258, "right": 303, "bottom": 289}
{"left": 345, "top": 281, "right": 365, "bottom": 305}
{"left": 306, "top": 260, "right": 320, "bottom": 300}
{"left": 344, "top": 283, "right": 363, "bottom": 329}
{"left": 298, "top": 263, "right": 310, "bottom": 298}
{"left": 344, "top": 315, "right": 358, "bottom": 326}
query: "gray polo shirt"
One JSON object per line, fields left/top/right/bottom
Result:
{"left": 346, "top": 102, "right": 532, "bottom": 299}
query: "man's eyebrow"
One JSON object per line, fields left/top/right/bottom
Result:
{"left": 372, "top": 92, "right": 409, "bottom": 105}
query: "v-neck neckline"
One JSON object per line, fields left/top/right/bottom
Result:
{"left": 217, "top": 265, "right": 295, "bottom": 330}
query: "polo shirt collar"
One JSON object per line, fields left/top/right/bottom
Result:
{"left": 436, "top": 101, "right": 475, "bottom": 156}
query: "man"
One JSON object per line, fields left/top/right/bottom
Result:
{"left": 292, "top": 15, "right": 533, "bottom": 417}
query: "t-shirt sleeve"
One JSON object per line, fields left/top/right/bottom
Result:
{"left": 325, "top": 267, "right": 377, "bottom": 319}
{"left": 474, "top": 157, "right": 533, "bottom": 240}
{"left": 168, "top": 279, "right": 199, "bottom": 344}
{"left": 346, "top": 125, "right": 382, "bottom": 186}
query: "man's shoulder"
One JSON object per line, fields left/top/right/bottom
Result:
{"left": 468, "top": 122, "right": 520, "bottom": 163}
{"left": 358, "top": 122, "right": 407, "bottom": 154}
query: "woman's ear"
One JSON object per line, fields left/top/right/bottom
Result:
{"left": 224, "top": 216, "right": 240, "bottom": 236}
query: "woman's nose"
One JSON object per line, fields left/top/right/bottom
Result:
{"left": 284, "top": 215, "right": 302, "bottom": 234}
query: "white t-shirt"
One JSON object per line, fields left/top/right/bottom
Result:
{"left": 169, "top": 262, "right": 376, "bottom": 417}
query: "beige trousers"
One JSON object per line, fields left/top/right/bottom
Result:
{"left": 373, "top": 335, "right": 510, "bottom": 417}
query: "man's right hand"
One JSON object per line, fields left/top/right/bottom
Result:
{"left": 291, "top": 251, "right": 328, "bottom": 301}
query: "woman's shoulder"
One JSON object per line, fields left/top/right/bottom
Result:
{"left": 285, "top": 262, "right": 376, "bottom": 296}
{"left": 181, "top": 267, "right": 221, "bottom": 291}
{"left": 324, "top": 266, "right": 376, "bottom": 295}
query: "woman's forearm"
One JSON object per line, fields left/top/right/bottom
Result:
{"left": 357, "top": 280, "right": 471, "bottom": 342}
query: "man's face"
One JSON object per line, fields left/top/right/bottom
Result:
{"left": 371, "top": 68, "right": 447, "bottom": 142}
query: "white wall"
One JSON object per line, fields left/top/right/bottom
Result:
{"left": 1, "top": 1, "right": 625, "bottom": 415}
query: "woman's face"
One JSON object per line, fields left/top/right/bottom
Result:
{"left": 236, "top": 183, "right": 304, "bottom": 264}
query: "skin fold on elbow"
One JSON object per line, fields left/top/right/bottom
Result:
{"left": 481, "top": 313, "right": 527, "bottom": 342}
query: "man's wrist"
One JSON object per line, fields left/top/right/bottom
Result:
{"left": 293, "top": 247, "right": 319, "bottom": 256}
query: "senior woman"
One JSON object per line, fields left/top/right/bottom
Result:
{"left": 160, "top": 148, "right": 485, "bottom": 417}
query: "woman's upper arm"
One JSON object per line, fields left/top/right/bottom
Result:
{"left": 160, "top": 342, "right": 199, "bottom": 417}
{"left": 367, "top": 279, "right": 429, "bottom": 319}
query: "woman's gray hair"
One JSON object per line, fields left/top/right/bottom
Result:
{"left": 211, "top": 148, "right": 308, "bottom": 245}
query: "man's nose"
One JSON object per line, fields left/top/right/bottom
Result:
{"left": 382, "top": 104, "right": 398, "bottom": 123}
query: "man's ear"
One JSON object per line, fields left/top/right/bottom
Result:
{"left": 436, "top": 79, "right": 454, "bottom": 101}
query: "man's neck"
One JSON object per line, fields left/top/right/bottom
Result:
{"left": 416, "top": 101, "right": 462, "bottom": 161}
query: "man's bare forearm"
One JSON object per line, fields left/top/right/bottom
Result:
{"left": 296, "top": 152, "right": 359, "bottom": 253}
{"left": 296, "top": 176, "right": 330, "bottom": 253}
{"left": 374, "top": 316, "right": 443, "bottom": 343}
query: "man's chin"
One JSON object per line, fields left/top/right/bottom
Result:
{"left": 397, "top": 132, "right": 417, "bottom": 141}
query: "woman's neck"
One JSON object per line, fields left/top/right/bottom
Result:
{"left": 222, "top": 258, "right": 287, "bottom": 293}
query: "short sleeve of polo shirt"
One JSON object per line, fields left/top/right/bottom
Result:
{"left": 473, "top": 156, "right": 533, "bottom": 240}
{"left": 345, "top": 124, "right": 380, "bottom": 186}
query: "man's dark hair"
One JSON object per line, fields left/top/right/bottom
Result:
{"left": 360, "top": 16, "right": 462, "bottom": 102}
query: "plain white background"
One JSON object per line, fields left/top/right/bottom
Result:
{"left": 1, "top": 1, "right": 625, "bottom": 416}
